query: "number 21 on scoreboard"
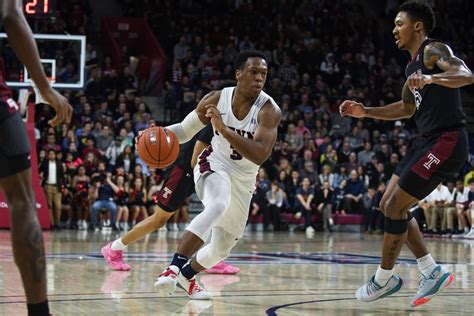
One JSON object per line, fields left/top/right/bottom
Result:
{"left": 25, "top": 0, "right": 49, "bottom": 14}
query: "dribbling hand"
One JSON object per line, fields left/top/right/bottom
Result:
{"left": 41, "top": 88, "right": 73, "bottom": 127}
{"left": 339, "top": 100, "right": 366, "bottom": 118}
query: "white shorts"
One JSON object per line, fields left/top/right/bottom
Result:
{"left": 194, "top": 156, "right": 255, "bottom": 238}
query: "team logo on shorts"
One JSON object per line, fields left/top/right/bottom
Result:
{"left": 162, "top": 187, "right": 173, "bottom": 199}
{"left": 423, "top": 153, "right": 440, "bottom": 170}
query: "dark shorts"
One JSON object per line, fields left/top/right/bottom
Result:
{"left": 157, "top": 164, "right": 194, "bottom": 212}
{"left": 0, "top": 101, "right": 31, "bottom": 179}
{"left": 395, "top": 128, "right": 468, "bottom": 200}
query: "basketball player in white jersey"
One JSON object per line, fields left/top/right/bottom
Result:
{"left": 154, "top": 50, "right": 281, "bottom": 299}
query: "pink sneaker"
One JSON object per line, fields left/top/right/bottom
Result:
{"left": 204, "top": 261, "right": 240, "bottom": 274}
{"left": 101, "top": 242, "right": 131, "bottom": 271}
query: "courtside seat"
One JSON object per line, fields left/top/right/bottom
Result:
{"left": 334, "top": 214, "right": 364, "bottom": 232}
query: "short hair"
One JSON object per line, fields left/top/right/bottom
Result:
{"left": 399, "top": 0, "right": 436, "bottom": 34}
{"left": 468, "top": 178, "right": 474, "bottom": 185}
{"left": 234, "top": 50, "right": 266, "bottom": 70}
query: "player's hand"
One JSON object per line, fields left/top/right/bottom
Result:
{"left": 339, "top": 100, "right": 366, "bottom": 118}
{"left": 134, "top": 129, "right": 146, "bottom": 148}
{"left": 205, "top": 104, "right": 226, "bottom": 135}
{"left": 41, "top": 88, "right": 73, "bottom": 127}
{"left": 407, "top": 73, "right": 432, "bottom": 91}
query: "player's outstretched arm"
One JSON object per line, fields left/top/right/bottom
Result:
{"left": 165, "top": 91, "right": 219, "bottom": 144}
{"left": 2, "top": 0, "right": 72, "bottom": 126}
{"left": 409, "top": 41, "right": 473, "bottom": 89}
{"left": 206, "top": 101, "right": 281, "bottom": 165}
{"left": 339, "top": 81, "right": 415, "bottom": 121}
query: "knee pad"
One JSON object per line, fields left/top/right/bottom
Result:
{"left": 385, "top": 218, "right": 408, "bottom": 234}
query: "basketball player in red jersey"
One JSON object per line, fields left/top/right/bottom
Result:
{"left": 340, "top": 0, "right": 472, "bottom": 307}
{"left": 0, "top": 1, "right": 73, "bottom": 315}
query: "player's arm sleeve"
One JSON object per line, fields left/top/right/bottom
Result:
{"left": 166, "top": 110, "right": 206, "bottom": 144}
{"left": 197, "top": 124, "right": 214, "bottom": 145}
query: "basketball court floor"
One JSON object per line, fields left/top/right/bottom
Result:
{"left": 0, "top": 230, "right": 472, "bottom": 315}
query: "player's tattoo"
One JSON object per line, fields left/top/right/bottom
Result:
{"left": 386, "top": 238, "right": 401, "bottom": 267}
{"left": 402, "top": 80, "right": 415, "bottom": 104}
{"left": 424, "top": 42, "right": 464, "bottom": 71}
{"left": 26, "top": 219, "right": 46, "bottom": 282}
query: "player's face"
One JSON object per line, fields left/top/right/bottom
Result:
{"left": 393, "top": 11, "right": 417, "bottom": 50}
{"left": 236, "top": 57, "right": 268, "bottom": 95}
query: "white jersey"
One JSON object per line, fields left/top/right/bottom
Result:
{"left": 208, "top": 87, "right": 276, "bottom": 180}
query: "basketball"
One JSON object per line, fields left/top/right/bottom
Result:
{"left": 136, "top": 126, "right": 180, "bottom": 169}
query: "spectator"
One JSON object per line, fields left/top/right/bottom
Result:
{"left": 42, "top": 134, "right": 62, "bottom": 152}
{"left": 319, "top": 164, "right": 335, "bottom": 188}
{"left": 90, "top": 166, "right": 118, "bottom": 231}
{"left": 264, "top": 181, "right": 284, "bottom": 231}
{"left": 343, "top": 170, "right": 365, "bottom": 214}
{"left": 71, "top": 165, "right": 91, "bottom": 230}
{"left": 39, "top": 150, "right": 65, "bottom": 230}
{"left": 422, "top": 184, "right": 451, "bottom": 234}
{"left": 96, "top": 125, "right": 114, "bottom": 155}
{"left": 129, "top": 177, "right": 148, "bottom": 228}
{"left": 317, "top": 180, "right": 334, "bottom": 232}
{"left": 358, "top": 141, "right": 375, "bottom": 166}
{"left": 453, "top": 179, "right": 469, "bottom": 234}
{"left": 294, "top": 177, "right": 316, "bottom": 234}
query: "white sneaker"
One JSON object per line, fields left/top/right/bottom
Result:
{"left": 355, "top": 275, "right": 403, "bottom": 302}
{"left": 82, "top": 220, "right": 88, "bottom": 230}
{"left": 77, "top": 220, "right": 83, "bottom": 230}
{"left": 306, "top": 226, "right": 315, "bottom": 234}
{"left": 411, "top": 265, "right": 453, "bottom": 307}
{"left": 177, "top": 274, "right": 211, "bottom": 300}
{"left": 464, "top": 229, "right": 474, "bottom": 239}
{"left": 154, "top": 266, "right": 179, "bottom": 295}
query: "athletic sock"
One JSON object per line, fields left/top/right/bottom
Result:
{"left": 374, "top": 266, "right": 394, "bottom": 286}
{"left": 181, "top": 262, "right": 199, "bottom": 280}
{"left": 417, "top": 254, "right": 437, "bottom": 277}
{"left": 27, "top": 300, "right": 49, "bottom": 316}
{"left": 170, "top": 253, "right": 189, "bottom": 270}
{"left": 111, "top": 238, "right": 126, "bottom": 251}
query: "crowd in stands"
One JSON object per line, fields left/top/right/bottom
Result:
{"left": 28, "top": 1, "right": 474, "bottom": 236}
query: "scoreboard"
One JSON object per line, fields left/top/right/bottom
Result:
{"left": 23, "top": 0, "right": 56, "bottom": 17}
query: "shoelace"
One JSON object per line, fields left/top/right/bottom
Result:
{"left": 367, "top": 279, "right": 381, "bottom": 296}
{"left": 189, "top": 279, "right": 204, "bottom": 294}
{"left": 417, "top": 274, "right": 428, "bottom": 294}
{"left": 160, "top": 269, "right": 177, "bottom": 278}
{"left": 112, "top": 251, "right": 123, "bottom": 261}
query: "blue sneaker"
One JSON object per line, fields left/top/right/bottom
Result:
{"left": 411, "top": 265, "right": 454, "bottom": 307}
{"left": 355, "top": 275, "right": 403, "bottom": 302}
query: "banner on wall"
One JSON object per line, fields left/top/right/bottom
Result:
{"left": 0, "top": 104, "right": 50, "bottom": 229}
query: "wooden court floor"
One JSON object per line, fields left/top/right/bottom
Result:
{"left": 0, "top": 229, "right": 472, "bottom": 315}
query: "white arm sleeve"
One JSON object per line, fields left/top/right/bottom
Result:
{"left": 166, "top": 110, "right": 206, "bottom": 144}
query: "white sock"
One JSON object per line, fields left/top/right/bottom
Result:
{"left": 374, "top": 266, "right": 394, "bottom": 286}
{"left": 417, "top": 254, "right": 437, "bottom": 277}
{"left": 111, "top": 238, "right": 127, "bottom": 251}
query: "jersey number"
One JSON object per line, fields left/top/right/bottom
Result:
{"left": 230, "top": 145, "right": 242, "bottom": 160}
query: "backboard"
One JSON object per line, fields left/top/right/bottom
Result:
{"left": 0, "top": 33, "right": 86, "bottom": 89}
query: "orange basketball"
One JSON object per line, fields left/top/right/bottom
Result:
{"left": 136, "top": 126, "right": 180, "bottom": 169}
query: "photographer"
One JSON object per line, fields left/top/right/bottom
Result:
{"left": 90, "top": 162, "right": 118, "bottom": 231}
